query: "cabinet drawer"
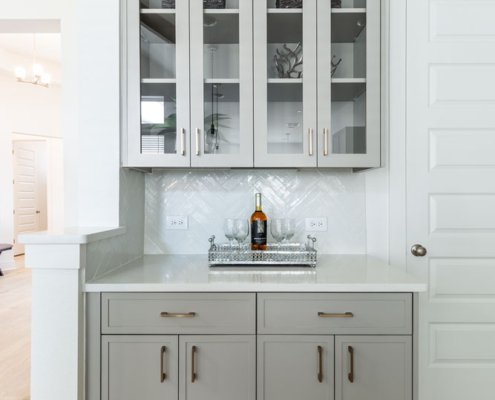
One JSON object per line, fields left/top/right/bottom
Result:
{"left": 102, "top": 293, "right": 256, "bottom": 334}
{"left": 257, "top": 293, "right": 412, "bottom": 334}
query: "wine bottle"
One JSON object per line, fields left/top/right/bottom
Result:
{"left": 251, "top": 193, "right": 267, "bottom": 250}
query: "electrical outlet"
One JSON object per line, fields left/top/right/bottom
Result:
{"left": 166, "top": 216, "right": 189, "bottom": 230}
{"left": 305, "top": 217, "right": 327, "bottom": 232}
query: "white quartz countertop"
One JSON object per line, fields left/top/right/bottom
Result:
{"left": 85, "top": 255, "right": 427, "bottom": 293}
{"left": 19, "top": 226, "right": 126, "bottom": 244}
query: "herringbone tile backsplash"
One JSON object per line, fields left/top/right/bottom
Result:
{"left": 145, "top": 169, "right": 366, "bottom": 255}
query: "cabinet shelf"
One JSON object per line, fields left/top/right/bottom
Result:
{"left": 332, "top": 80, "right": 366, "bottom": 102}
{"left": 205, "top": 79, "right": 240, "bottom": 84}
{"left": 140, "top": 9, "right": 176, "bottom": 14}
{"left": 332, "top": 8, "right": 367, "bottom": 13}
{"left": 268, "top": 78, "right": 303, "bottom": 84}
{"left": 141, "top": 78, "right": 177, "bottom": 84}
{"left": 204, "top": 9, "right": 239, "bottom": 14}
{"left": 267, "top": 9, "right": 303, "bottom": 14}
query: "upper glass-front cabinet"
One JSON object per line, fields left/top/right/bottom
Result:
{"left": 317, "top": 0, "right": 381, "bottom": 167}
{"left": 190, "top": 0, "right": 254, "bottom": 167}
{"left": 124, "top": 0, "right": 380, "bottom": 168}
{"left": 254, "top": 0, "right": 318, "bottom": 168}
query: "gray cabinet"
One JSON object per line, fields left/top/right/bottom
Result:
{"left": 257, "top": 335, "right": 334, "bottom": 400}
{"left": 101, "top": 335, "right": 179, "bottom": 400}
{"left": 92, "top": 293, "right": 415, "bottom": 400}
{"left": 180, "top": 335, "right": 256, "bottom": 400}
{"left": 335, "top": 336, "right": 412, "bottom": 400}
{"left": 124, "top": 0, "right": 382, "bottom": 169}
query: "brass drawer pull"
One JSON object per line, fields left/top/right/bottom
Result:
{"left": 181, "top": 128, "right": 186, "bottom": 156}
{"left": 317, "top": 346, "right": 323, "bottom": 383}
{"left": 191, "top": 346, "right": 197, "bottom": 383}
{"left": 160, "top": 346, "right": 166, "bottom": 382}
{"left": 318, "top": 312, "right": 354, "bottom": 318}
{"left": 324, "top": 128, "right": 328, "bottom": 156}
{"left": 348, "top": 346, "right": 354, "bottom": 383}
{"left": 196, "top": 128, "right": 200, "bottom": 156}
{"left": 309, "top": 128, "right": 314, "bottom": 156}
{"left": 160, "top": 312, "right": 196, "bottom": 318}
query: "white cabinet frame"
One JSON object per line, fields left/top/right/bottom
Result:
{"left": 253, "top": 0, "right": 318, "bottom": 168}
{"left": 317, "top": 0, "right": 381, "bottom": 168}
{"left": 190, "top": 0, "right": 254, "bottom": 167}
{"left": 125, "top": 0, "right": 191, "bottom": 167}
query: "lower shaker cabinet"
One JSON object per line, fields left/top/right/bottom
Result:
{"left": 102, "top": 335, "right": 179, "bottom": 400}
{"left": 179, "top": 335, "right": 256, "bottom": 400}
{"left": 93, "top": 293, "right": 415, "bottom": 400}
{"left": 258, "top": 335, "right": 335, "bottom": 400}
{"left": 335, "top": 336, "right": 412, "bottom": 400}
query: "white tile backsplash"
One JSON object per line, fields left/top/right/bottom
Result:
{"left": 145, "top": 169, "right": 367, "bottom": 255}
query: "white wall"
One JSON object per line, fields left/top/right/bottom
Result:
{"left": 0, "top": 49, "right": 63, "bottom": 269}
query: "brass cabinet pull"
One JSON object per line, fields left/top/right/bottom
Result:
{"left": 160, "top": 312, "right": 196, "bottom": 318}
{"left": 318, "top": 312, "right": 354, "bottom": 318}
{"left": 160, "top": 346, "right": 166, "bottom": 383}
{"left": 196, "top": 128, "right": 200, "bottom": 156}
{"left": 317, "top": 346, "right": 323, "bottom": 383}
{"left": 191, "top": 346, "right": 197, "bottom": 383}
{"left": 181, "top": 128, "right": 185, "bottom": 156}
{"left": 309, "top": 128, "right": 314, "bottom": 156}
{"left": 348, "top": 346, "right": 354, "bottom": 383}
{"left": 324, "top": 128, "right": 328, "bottom": 156}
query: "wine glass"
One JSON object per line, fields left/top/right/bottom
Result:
{"left": 223, "top": 219, "right": 237, "bottom": 249}
{"left": 234, "top": 219, "right": 249, "bottom": 249}
{"left": 271, "top": 219, "right": 285, "bottom": 249}
{"left": 283, "top": 218, "right": 296, "bottom": 244}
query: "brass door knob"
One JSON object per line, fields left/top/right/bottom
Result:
{"left": 36, "top": 210, "right": 41, "bottom": 214}
{"left": 411, "top": 244, "right": 427, "bottom": 257}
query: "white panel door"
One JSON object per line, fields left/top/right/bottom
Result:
{"left": 407, "top": 0, "right": 495, "bottom": 399}
{"left": 13, "top": 141, "right": 47, "bottom": 255}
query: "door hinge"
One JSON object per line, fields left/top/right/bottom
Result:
{"left": 13, "top": 209, "right": 15, "bottom": 215}
{"left": 13, "top": 239, "right": 16, "bottom": 244}
{"left": 13, "top": 179, "right": 15, "bottom": 184}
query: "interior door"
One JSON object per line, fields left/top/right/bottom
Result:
{"left": 179, "top": 335, "right": 255, "bottom": 400}
{"left": 101, "top": 335, "right": 179, "bottom": 400}
{"left": 13, "top": 140, "right": 47, "bottom": 255}
{"left": 253, "top": 0, "right": 317, "bottom": 167}
{"left": 190, "top": 0, "right": 253, "bottom": 167}
{"left": 126, "top": 0, "right": 191, "bottom": 167}
{"left": 335, "top": 336, "right": 412, "bottom": 400}
{"left": 257, "top": 335, "right": 334, "bottom": 400}
{"left": 317, "top": 0, "right": 380, "bottom": 168}
{"left": 407, "top": 0, "right": 495, "bottom": 399}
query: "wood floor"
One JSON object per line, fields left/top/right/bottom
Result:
{"left": 0, "top": 256, "right": 31, "bottom": 400}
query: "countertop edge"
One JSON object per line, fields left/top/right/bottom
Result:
{"left": 84, "top": 283, "right": 428, "bottom": 293}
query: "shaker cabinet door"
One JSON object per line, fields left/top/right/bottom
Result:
{"left": 102, "top": 335, "right": 179, "bottom": 400}
{"left": 335, "top": 336, "right": 412, "bottom": 400}
{"left": 190, "top": 0, "right": 254, "bottom": 167}
{"left": 179, "top": 335, "right": 256, "bottom": 400}
{"left": 125, "top": 0, "right": 191, "bottom": 167}
{"left": 317, "top": 0, "right": 381, "bottom": 168}
{"left": 253, "top": 0, "right": 318, "bottom": 168}
{"left": 257, "top": 335, "right": 334, "bottom": 400}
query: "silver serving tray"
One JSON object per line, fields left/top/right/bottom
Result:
{"left": 208, "top": 235, "right": 317, "bottom": 268}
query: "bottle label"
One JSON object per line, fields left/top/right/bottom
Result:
{"left": 251, "top": 220, "right": 267, "bottom": 246}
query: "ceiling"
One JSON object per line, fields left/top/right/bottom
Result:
{"left": 0, "top": 33, "right": 61, "bottom": 64}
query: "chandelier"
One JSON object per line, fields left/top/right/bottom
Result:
{"left": 15, "top": 34, "right": 51, "bottom": 88}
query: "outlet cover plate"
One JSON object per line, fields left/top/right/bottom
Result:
{"left": 166, "top": 216, "right": 188, "bottom": 230}
{"left": 305, "top": 217, "right": 327, "bottom": 232}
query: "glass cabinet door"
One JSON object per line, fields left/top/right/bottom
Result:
{"left": 317, "top": 0, "right": 380, "bottom": 168}
{"left": 190, "top": 0, "right": 253, "bottom": 167}
{"left": 254, "top": 0, "right": 317, "bottom": 168}
{"left": 126, "top": 0, "right": 190, "bottom": 167}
